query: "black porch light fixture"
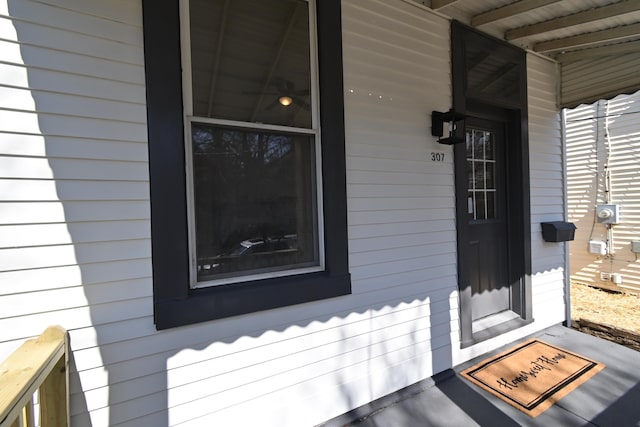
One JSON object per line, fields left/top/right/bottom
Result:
{"left": 431, "top": 109, "right": 466, "bottom": 145}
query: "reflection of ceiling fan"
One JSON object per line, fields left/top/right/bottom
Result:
{"left": 244, "top": 77, "right": 310, "bottom": 110}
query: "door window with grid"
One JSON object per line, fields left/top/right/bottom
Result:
{"left": 466, "top": 129, "right": 497, "bottom": 221}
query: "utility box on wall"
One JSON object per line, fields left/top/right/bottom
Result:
{"left": 596, "top": 204, "right": 621, "bottom": 224}
{"left": 589, "top": 240, "right": 607, "bottom": 255}
{"left": 541, "top": 221, "right": 577, "bottom": 242}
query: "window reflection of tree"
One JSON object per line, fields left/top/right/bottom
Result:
{"left": 192, "top": 124, "right": 315, "bottom": 277}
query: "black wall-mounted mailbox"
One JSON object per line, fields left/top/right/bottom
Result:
{"left": 541, "top": 221, "right": 576, "bottom": 242}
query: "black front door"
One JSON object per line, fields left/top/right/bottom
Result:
{"left": 464, "top": 117, "right": 510, "bottom": 321}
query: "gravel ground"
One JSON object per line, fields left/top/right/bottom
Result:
{"left": 571, "top": 281, "right": 640, "bottom": 333}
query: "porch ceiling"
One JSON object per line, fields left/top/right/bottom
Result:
{"left": 423, "top": 0, "right": 640, "bottom": 105}
{"left": 427, "top": 0, "right": 640, "bottom": 62}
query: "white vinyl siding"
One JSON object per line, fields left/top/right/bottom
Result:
{"left": 343, "top": 0, "right": 459, "bottom": 385}
{"left": 0, "top": 1, "right": 149, "bottom": 339}
{"left": 0, "top": 1, "right": 151, "bottom": 426}
{"left": 567, "top": 90, "right": 640, "bottom": 293}
{"left": 528, "top": 55, "right": 567, "bottom": 327}
{"left": 0, "top": 0, "right": 566, "bottom": 426}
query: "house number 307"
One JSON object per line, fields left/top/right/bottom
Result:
{"left": 431, "top": 152, "right": 445, "bottom": 162}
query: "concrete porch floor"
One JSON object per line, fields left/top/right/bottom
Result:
{"left": 325, "top": 325, "right": 640, "bottom": 427}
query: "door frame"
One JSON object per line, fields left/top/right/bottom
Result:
{"left": 452, "top": 22, "right": 533, "bottom": 347}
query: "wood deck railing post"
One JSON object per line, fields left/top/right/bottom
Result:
{"left": 38, "top": 326, "right": 69, "bottom": 427}
{"left": 39, "top": 354, "right": 68, "bottom": 427}
{"left": 0, "top": 326, "right": 69, "bottom": 427}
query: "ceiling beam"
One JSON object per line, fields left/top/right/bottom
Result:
{"left": 534, "top": 22, "right": 640, "bottom": 52}
{"left": 472, "top": 0, "right": 561, "bottom": 27}
{"left": 431, "top": 0, "right": 460, "bottom": 10}
{"left": 555, "top": 39, "right": 640, "bottom": 62}
{"left": 506, "top": 0, "right": 640, "bottom": 40}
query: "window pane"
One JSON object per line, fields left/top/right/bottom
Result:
{"left": 192, "top": 123, "right": 318, "bottom": 281}
{"left": 475, "top": 163, "right": 486, "bottom": 190}
{"left": 189, "top": 0, "right": 312, "bottom": 128}
{"left": 474, "top": 191, "right": 486, "bottom": 220}
{"left": 473, "top": 130, "right": 485, "bottom": 159}
{"left": 465, "top": 36, "right": 521, "bottom": 104}
{"left": 485, "top": 162, "right": 495, "bottom": 189}
{"left": 466, "top": 131, "right": 473, "bottom": 159}
{"left": 483, "top": 131, "right": 495, "bottom": 160}
{"left": 467, "top": 192, "right": 475, "bottom": 216}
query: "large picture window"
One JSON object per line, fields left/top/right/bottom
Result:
{"left": 143, "top": 0, "right": 350, "bottom": 329}
{"left": 185, "top": 0, "right": 323, "bottom": 286}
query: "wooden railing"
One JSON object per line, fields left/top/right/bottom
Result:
{"left": 0, "top": 326, "right": 69, "bottom": 427}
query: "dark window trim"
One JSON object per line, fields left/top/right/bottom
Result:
{"left": 142, "top": 0, "right": 350, "bottom": 330}
{"left": 451, "top": 21, "right": 532, "bottom": 347}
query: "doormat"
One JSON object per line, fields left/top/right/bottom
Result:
{"left": 461, "top": 338, "right": 605, "bottom": 417}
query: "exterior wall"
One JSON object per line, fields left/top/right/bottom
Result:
{"left": 567, "top": 90, "right": 640, "bottom": 293}
{"left": 0, "top": 0, "right": 564, "bottom": 426}
{"left": 527, "top": 55, "right": 568, "bottom": 325}
{"left": 343, "top": 0, "right": 458, "bottom": 376}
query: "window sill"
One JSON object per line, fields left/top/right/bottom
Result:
{"left": 154, "top": 271, "right": 351, "bottom": 330}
